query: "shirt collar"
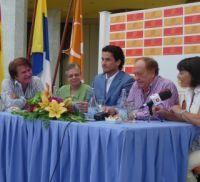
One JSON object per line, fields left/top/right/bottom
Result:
{"left": 187, "top": 85, "right": 200, "bottom": 94}
{"left": 106, "top": 71, "right": 119, "bottom": 81}
{"left": 14, "top": 79, "right": 22, "bottom": 87}
{"left": 14, "top": 79, "right": 31, "bottom": 91}
{"left": 143, "top": 75, "right": 159, "bottom": 95}
{"left": 149, "top": 75, "right": 159, "bottom": 89}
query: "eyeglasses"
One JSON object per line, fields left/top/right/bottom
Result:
{"left": 67, "top": 73, "right": 80, "bottom": 79}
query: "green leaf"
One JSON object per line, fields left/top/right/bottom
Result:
{"left": 27, "top": 92, "right": 42, "bottom": 105}
{"left": 12, "top": 108, "right": 86, "bottom": 128}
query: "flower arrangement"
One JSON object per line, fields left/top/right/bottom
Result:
{"left": 12, "top": 85, "right": 85, "bottom": 127}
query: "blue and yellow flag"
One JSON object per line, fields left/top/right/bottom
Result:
{"left": 31, "top": 0, "right": 51, "bottom": 88}
{"left": 0, "top": 6, "right": 4, "bottom": 93}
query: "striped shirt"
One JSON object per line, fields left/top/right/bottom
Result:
{"left": 1, "top": 76, "right": 43, "bottom": 109}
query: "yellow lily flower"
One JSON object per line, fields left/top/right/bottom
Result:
{"left": 38, "top": 94, "right": 50, "bottom": 108}
{"left": 45, "top": 100, "right": 67, "bottom": 118}
{"left": 63, "top": 98, "right": 72, "bottom": 107}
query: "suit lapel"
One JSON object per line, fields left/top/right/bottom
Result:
{"left": 101, "top": 74, "right": 107, "bottom": 101}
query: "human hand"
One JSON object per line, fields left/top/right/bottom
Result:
{"left": 9, "top": 92, "right": 17, "bottom": 99}
{"left": 152, "top": 106, "right": 168, "bottom": 118}
{"left": 194, "top": 166, "right": 200, "bottom": 174}
{"left": 152, "top": 106, "right": 165, "bottom": 115}
{"left": 77, "top": 101, "right": 88, "bottom": 113}
{"left": 103, "top": 106, "right": 117, "bottom": 116}
{"left": 170, "top": 105, "right": 182, "bottom": 114}
{"left": 152, "top": 106, "right": 162, "bottom": 115}
{"left": 128, "top": 111, "right": 136, "bottom": 121}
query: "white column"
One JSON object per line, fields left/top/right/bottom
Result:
{"left": 48, "top": 9, "right": 61, "bottom": 88}
{"left": 1, "top": 0, "right": 27, "bottom": 78}
{"left": 98, "top": 11, "right": 110, "bottom": 74}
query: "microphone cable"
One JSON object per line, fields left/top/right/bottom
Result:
{"left": 49, "top": 121, "right": 72, "bottom": 182}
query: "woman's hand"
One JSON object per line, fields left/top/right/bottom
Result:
{"left": 152, "top": 106, "right": 163, "bottom": 115}
{"left": 152, "top": 105, "right": 183, "bottom": 121}
{"left": 194, "top": 166, "right": 200, "bottom": 174}
{"left": 77, "top": 102, "right": 88, "bottom": 113}
{"left": 170, "top": 105, "right": 182, "bottom": 114}
{"left": 152, "top": 106, "right": 169, "bottom": 118}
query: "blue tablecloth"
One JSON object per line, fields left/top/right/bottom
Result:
{"left": 0, "top": 112, "right": 200, "bottom": 182}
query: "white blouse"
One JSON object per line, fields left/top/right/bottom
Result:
{"left": 186, "top": 86, "right": 200, "bottom": 152}
{"left": 185, "top": 86, "right": 200, "bottom": 114}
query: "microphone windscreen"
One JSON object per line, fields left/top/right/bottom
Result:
{"left": 159, "top": 90, "right": 172, "bottom": 101}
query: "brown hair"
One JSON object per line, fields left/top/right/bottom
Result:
{"left": 135, "top": 57, "right": 159, "bottom": 75}
{"left": 9, "top": 57, "right": 32, "bottom": 79}
{"left": 177, "top": 56, "right": 200, "bottom": 87}
{"left": 102, "top": 45, "right": 125, "bottom": 70}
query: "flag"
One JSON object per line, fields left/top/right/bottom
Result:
{"left": 0, "top": 7, "right": 4, "bottom": 93}
{"left": 31, "top": 0, "right": 51, "bottom": 88}
{"left": 65, "top": 0, "right": 84, "bottom": 76}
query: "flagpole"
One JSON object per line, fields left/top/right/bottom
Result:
{"left": 52, "top": 0, "right": 74, "bottom": 88}
{"left": 27, "top": 0, "right": 38, "bottom": 62}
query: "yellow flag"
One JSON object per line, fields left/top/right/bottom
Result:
{"left": 65, "top": 0, "right": 84, "bottom": 77}
{"left": 0, "top": 7, "right": 4, "bottom": 93}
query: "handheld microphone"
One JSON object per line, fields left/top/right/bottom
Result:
{"left": 140, "top": 89, "right": 172, "bottom": 109}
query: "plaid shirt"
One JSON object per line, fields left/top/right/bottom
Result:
{"left": 1, "top": 76, "right": 43, "bottom": 109}
{"left": 127, "top": 76, "right": 179, "bottom": 120}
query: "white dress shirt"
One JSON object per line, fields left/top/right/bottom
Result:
{"left": 185, "top": 86, "right": 200, "bottom": 114}
{"left": 105, "top": 71, "right": 119, "bottom": 93}
{"left": 186, "top": 86, "right": 200, "bottom": 153}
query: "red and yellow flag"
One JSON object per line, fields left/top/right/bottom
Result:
{"left": 65, "top": 0, "right": 84, "bottom": 76}
{"left": 0, "top": 7, "right": 4, "bottom": 93}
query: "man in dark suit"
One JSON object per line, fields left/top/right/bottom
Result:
{"left": 92, "top": 45, "right": 134, "bottom": 106}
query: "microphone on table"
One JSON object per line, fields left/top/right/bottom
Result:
{"left": 140, "top": 89, "right": 172, "bottom": 115}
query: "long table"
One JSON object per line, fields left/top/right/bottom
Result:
{"left": 0, "top": 112, "right": 200, "bottom": 182}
